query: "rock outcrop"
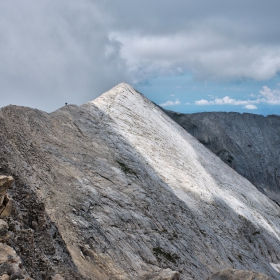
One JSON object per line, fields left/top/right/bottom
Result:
{"left": 207, "top": 268, "right": 271, "bottom": 280}
{"left": 0, "top": 176, "right": 13, "bottom": 218}
{"left": 0, "top": 176, "right": 32, "bottom": 280}
{"left": 164, "top": 111, "right": 280, "bottom": 205}
{"left": 0, "top": 83, "right": 279, "bottom": 279}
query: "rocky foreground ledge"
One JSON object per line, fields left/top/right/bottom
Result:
{"left": 0, "top": 175, "right": 64, "bottom": 280}
{"left": 0, "top": 176, "right": 273, "bottom": 280}
{"left": 0, "top": 175, "right": 31, "bottom": 280}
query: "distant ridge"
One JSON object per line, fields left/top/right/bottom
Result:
{"left": 165, "top": 110, "right": 280, "bottom": 205}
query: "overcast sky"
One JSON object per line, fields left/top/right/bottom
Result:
{"left": 0, "top": 0, "right": 280, "bottom": 115}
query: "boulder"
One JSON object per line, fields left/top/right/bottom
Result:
{"left": 52, "top": 274, "right": 65, "bottom": 280}
{"left": 0, "top": 176, "right": 13, "bottom": 206}
{"left": 208, "top": 268, "right": 271, "bottom": 280}
{"left": 0, "top": 220, "right": 9, "bottom": 242}
{"left": 0, "top": 176, "right": 13, "bottom": 218}
{"left": 139, "top": 268, "right": 180, "bottom": 280}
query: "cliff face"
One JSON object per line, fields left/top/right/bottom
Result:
{"left": 0, "top": 84, "right": 280, "bottom": 279}
{"left": 164, "top": 111, "right": 280, "bottom": 205}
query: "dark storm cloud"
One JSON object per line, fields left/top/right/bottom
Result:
{"left": 1, "top": 0, "right": 280, "bottom": 111}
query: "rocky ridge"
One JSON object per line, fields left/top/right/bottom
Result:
{"left": 0, "top": 83, "right": 279, "bottom": 279}
{"left": 164, "top": 111, "right": 280, "bottom": 204}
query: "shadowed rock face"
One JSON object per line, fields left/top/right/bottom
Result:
{"left": 164, "top": 111, "right": 280, "bottom": 205}
{"left": 0, "top": 84, "right": 279, "bottom": 279}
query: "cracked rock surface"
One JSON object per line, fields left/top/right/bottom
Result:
{"left": 164, "top": 110, "right": 280, "bottom": 205}
{"left": 0, "top": 176, "right": 33, "bottom": 280}
{"left": 0, "top": 83, "right": 279, "bottom": 279}
{"left": 207, "top": 268, "right": 271, "bottom": 280}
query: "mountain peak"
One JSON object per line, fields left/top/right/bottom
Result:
{"left": 112, "top": 82, "right": 133, "bottom": 90}
{"left": 1, "top": 81, "right": 280, "bottom": 279}
{"left": 87, "top": 82, "right": 148, "bottom": 111}
{"left": 104, "top": 82, "right": 137, "bottom": 97}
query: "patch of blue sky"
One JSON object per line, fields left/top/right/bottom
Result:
{"left": 135, "top": 72, "right": 280, "bottom": 116}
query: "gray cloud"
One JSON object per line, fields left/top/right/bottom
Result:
{"left": 106, "top": 0, "right": 280, "bottom": 42}
{"left": 0, "top": 0, "right": 128, "bottom": 112}
{"left": 110, "top": 32, "right": 280, "bottom": 82}
{"left": 107, "top": 0, "right": 280, "bottom": 82}
{"left": 1, "top": 0, "right": 280, "bottom": 111}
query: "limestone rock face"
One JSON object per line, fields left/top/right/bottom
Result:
{"left": 0, "top": 176, "right": 13, "bottom": 217}
{"left": 0, "top": 242, "right": 32, "bottom": 279}
{"left": 0, "top": 83, "right": 279, "bottom": 279}
{"left": 207, "top": 268, "right": 271, "bottom": 280}
{"left": 0, "top": 176, "right": 13, "bottom": 206}
{"left": 52, "top": 274, "right": 65, "bottom": 280}
{"left": 164, "top": 111, "right": 280, "bottom": 205}
{"left": 0, "top": 220, "right": 9, "bottom": 242}
{"left": 139, "top": 268, "right": 180, "bottom": 280}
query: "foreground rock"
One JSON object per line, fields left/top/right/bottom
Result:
{"left": 139, "top": 268, "right": 180, "bottom": 280}
{"left": 0, "top": 83, "right": 278, "bottom": 279}
{"left": 164, "top": 111, "right": 280, "bottom": 205}
{"left": 0, "top": 242, "right": 32, "bottom": 279}
{"left": 0, "top": 176, "right": 13, "bottom": 218}
{"left": 0, "top": 176, "right": 32, "bottom": 280}
{"left": 208, "top": 268, "right": 271, "bottom": 280}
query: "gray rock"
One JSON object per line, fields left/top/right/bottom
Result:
{"left": 207, "top": 268, "right": 271, "bottom": 279}
{"left": 0, "top": 176, "right": 13, "bottom": 206}
{"left": 0, "top": 84, "right": 279, "bottom": 279}
{"left": 0, "top": 243, "right": 32, "bottom": 279}
{"left": 0, "top": 219, "right": 9, "bottom": 242}
{"left": 0, "top": 176, "right": 13, "bottom": 219}
{"left": 139, "top": 268, "right": 180, "bottom": 279}
{"left": 52, "top": 274, "right": 65, "bottom": 280}
{"left": 164, "top": 110, "right": 280, "bottom": 205}
{"left": 0, "top": 220, "right": 8, "bottom": 234}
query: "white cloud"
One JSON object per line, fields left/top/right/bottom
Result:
{"left": 195, "top": 99, "right": 211, "bottom": 105}
{"left": 170, "top": 94, "right": 175, "bottom": 97}
{"left": 245, "top": 104, "right": 257, "bottom": 110}
{"left": 160, "top": 99, "right": 181, "bottom": 107}
{"left": 195, "top": 86, "right": 280, "bottom": 108}
{"left": 195, "top": 96, "right": 254, "bottom": 106}
{"left": 110, "top": 32, "right": 280, "bottom": 82}
{"left": 259, "top": 86, "right": 280, "bottom": 104}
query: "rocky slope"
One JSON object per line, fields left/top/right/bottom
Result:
{"left": 0, "top": 176, "right": 34, "bottom": 280}
{"left": 164, "top": 111, "right": 280, "bottom": 205}
{"left": 0, "top": 83, "right": 279, "bottom": 279}
{"left": 207, "top": 268, "right": 271, "bottom": 280}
